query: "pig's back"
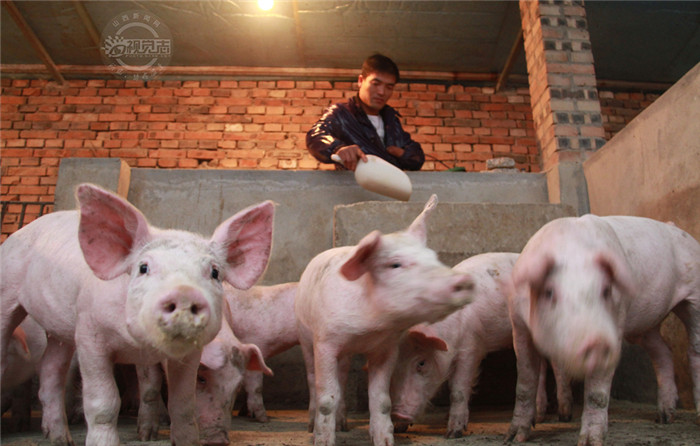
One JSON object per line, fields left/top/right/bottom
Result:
{"left": 452, "top": 253, "right": 518, "bottom": 351}
{"left": 295, "top": 246, "right": 362, "bottom": 327}
{"left": 602, "top": 216, "right": 700, "bottom": 330}
{"left": 1, "top": 211, "right": 90, "bottom": 341}
{"left": 226, "top": 282, "right": 299, "bottom": 356}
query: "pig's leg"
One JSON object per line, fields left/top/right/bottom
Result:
{"left": 38, "top": 336, "right": 76, "bottom": 445}
{"left": 535, "top": 359, "right": 548, "bottom": 423}
{"left": 336, "top": 355, "right": 350, "bottom": 432}
{"left": 506, "top": 322, "right": 541, "bottom": 443}
{"left": 79, "top": 350, "right": 122, "bottom": 446}
{"left": 673, "top": 301, "right": 700, "bottom": 423}
{"left": 299, "top": 329, "right": 317, "bottom": 432}
{"left": 578, "top": 370, "right": 613, "bottom": 446}
{"left": 552, "top": 361, "right": 573, "bottom": 422}
{"left": 638, "top": 327, "right": 677, "bottom": 423}
{"left": 243, "top": 370, "right": 269, "bottom": 422}
{"left": 0, "top": 304, "right": 27, "bottom": 378}
{"left": 366, "top": 348, "right": 399, "bottom": 446}
{"left": 135, "top": 363, "right": 165, "bottom": 440}
{"left": 312, "top": 342, "right": 341, "bottom": 446}
{"left": 164, "top": 353, "right": 201, "bottom": 446}
{"left": 446, "top": 348, "right": 483, "bottom": 438}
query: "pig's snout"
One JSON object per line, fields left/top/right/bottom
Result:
{"left": 157, "top": 286, "right": 211, "bottom": 340}
{"left": 577, "top": 336, "right": 617, "bottom": 376}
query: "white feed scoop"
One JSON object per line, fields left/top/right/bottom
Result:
{"left": 332, "top": 154, "right": 412, "bottom": 201}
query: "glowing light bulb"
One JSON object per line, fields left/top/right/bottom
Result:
{"left": 258, "top": 0, "right": 274, "bottom": 11}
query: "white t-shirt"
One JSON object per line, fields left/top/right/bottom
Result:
{"left": 367, "top": 114, "right": 385, "bottom": 142}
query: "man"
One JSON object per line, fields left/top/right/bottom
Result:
{"left": 306, "top": 54, "right": 424, "bottom": 171}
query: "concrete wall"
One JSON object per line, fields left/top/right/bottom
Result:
{"left": 584, "top": 62, "right": 700, "bottom": 240}
{"left": 584, "top": 62, "right": 700, "bottom": 409}
{"left": 55, "top": 160, "right": 550, "bottom": 286}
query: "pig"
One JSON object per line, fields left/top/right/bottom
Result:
{"left": 223, "top": 281, "right": 299, "bottom": 422}
{"left": 390, "top": 252, "right": 573, "bottom": 438}
{"left": 0, "top": 183, "right": 274, "bottom": 445}
{"left": 1, "top": 317, "right": 48, "bottom": 431}
{"left": 506, "top": 215, "right": 700, "bottom": 446}
{"left": 295, "top": 194, "right": 476, "bottom": 446}
{"left": 135, "top": 305, "right": 273, "bottom": 445}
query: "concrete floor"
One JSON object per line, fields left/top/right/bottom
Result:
{"left": 2, "top": 400, "right": 698, "bottom": 445}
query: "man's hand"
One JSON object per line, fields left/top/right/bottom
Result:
{"left": 386, "top": 145, "right": 405, "bottom": 158}
{"left": 334, "top": 145, "right": 367, "bottom": 171}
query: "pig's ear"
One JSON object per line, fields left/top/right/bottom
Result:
{"left": 595, "top": 251, "right": 636, "bottom": 296}
{"left": 200, "top": 340, "right": 228, "bottom": 371}
{"left": 77, "top": 183, "right": 151, "bottom": 280}
{"left": 512, "top": 253, "right": 555, "bottom": 294}
{"left": 406, "top": 194, "right": 438, "bottom": 244}
{"left": 408, "top": 324, "right": 448, "bottom": 351}
{"left": 241, "top": 344, "right": 274, "bottom": 376}
{"left": 340, "top": 230, "right": 382, "bottom": 281}
{"left": 212, "top": 201, "right": 275, "bottom": 290}
{"left": 12, "top": 327, "right": 30, "bottom": 355}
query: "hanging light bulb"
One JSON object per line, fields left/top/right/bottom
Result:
{"left": 258, "top": 0, "right": 274, "bottom": 11}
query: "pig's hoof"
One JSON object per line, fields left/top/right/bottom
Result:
{"left": 256, "top": 413, "right": 270, "bottom": 423}
{"left": 505, "top": 425, "right": 530, "bottom": 443}
{"left": 656, "top": 409, "right": 674, "bottom": 424}
{"left": 445, "top": 428, "right": 464, "bottom": 439}
{"left": 577, "top": 434, "right": 604, "bottom": 446}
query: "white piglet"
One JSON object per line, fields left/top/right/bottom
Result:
{"left": 506, "top": 215, "right": 700, "bottom": 446}
{"left": 225, "top": 281, "right": 300, "bottom": 422}
{"left": 295, "top": 194, "right": 476, "bottom": 446}
{"left": 391, "top": 252, "right": 573, "bottom": 438}
{"left": 0, "top": 184, "right": 274, "bottom": 446}
{"left": 135, "top": 311, "right": 273, "bottom": 446}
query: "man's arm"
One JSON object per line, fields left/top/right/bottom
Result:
{"left": 306, "top": 105, "right": 347, "bottom": 164}
{"left": 388, "top": 119, "right": 424, "bottom": 171}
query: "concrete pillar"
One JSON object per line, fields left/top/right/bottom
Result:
{"left": 519, "top": 0, "right": 606, "bottom": 214}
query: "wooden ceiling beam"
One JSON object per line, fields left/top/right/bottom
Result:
{"left": 291, "top": 0, "right": 306, "bottom": 65}
{"left": 72, "top": 0, "right": 101, "bottom": 50}
{"left": 2, "top": 0, "right": 65, "bottom": 84}
{"left": 496, "top": 28, "right": 523, "bottom": 92}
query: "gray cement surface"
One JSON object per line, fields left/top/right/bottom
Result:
{"left": 2, "top": 401, "right": 698, "bottom": 445}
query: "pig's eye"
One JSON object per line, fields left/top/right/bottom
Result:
{"left": 197, "top": 373, "right": 207, "bottom": 385}
{"left": 542, "top": 286, "right": 554, "bottom": 301}
{"left": 388, "top": 262, "right": 402, "bottom": 269}
{"left": 138, "top": 263, "right": 149, "bottom": 275}
{"left": 416, "top": 360, "right": 426, "bottom": 372}
{"left": 602, "top": 285, "right": 612, "bottom": 300}
{"left": 211, "top": 266, "right": 220, "bottom": 281}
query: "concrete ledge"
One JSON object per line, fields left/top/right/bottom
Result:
{"left": 334, "top": 201, "right": 576, "bottom": 267}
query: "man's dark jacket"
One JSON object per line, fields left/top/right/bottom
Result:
{"left": 306, "top": 96, "right": 424, "bottom": 171}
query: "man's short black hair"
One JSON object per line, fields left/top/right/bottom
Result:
{"left": 361, "top": 54, "right": 400, "bottom": 83}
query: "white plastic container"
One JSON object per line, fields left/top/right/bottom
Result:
{"left": 332, "top": 154, "right": 412, "bottom": 201}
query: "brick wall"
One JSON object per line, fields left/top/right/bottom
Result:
{"left": 1, "top": 77, "right": 539, "bottom": 239}
{"left": 0, "top": 77, "right": 658, "bottom": 240}
{"left": 599, "top": 90, "right": 661, "bottom": 140}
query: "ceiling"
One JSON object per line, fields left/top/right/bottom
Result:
{"left": 2, "top": 1, "right": 699, "bottom": 87}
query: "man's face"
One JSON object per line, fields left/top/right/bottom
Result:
{"left": 357, "top": 72, "right": 396, "bottom": 115}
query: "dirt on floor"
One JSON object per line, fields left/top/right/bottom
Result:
{"left": 1, "top": 400, "right": 698, "bottom": 445}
